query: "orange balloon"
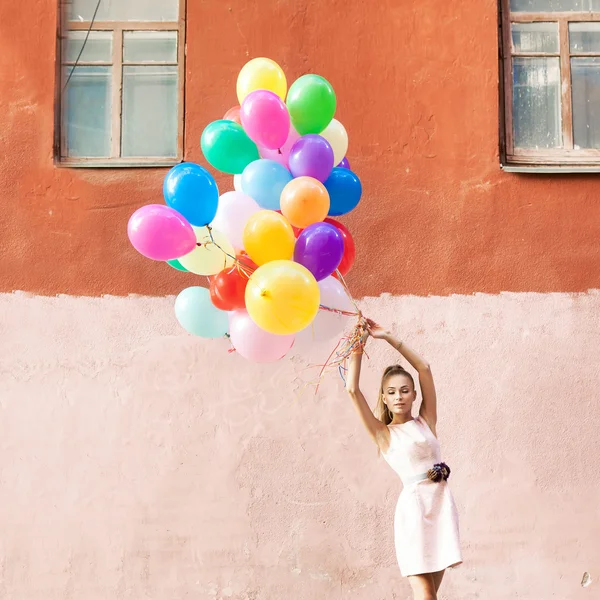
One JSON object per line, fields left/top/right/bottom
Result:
{"left": 280, "top": 177, "right": 330, "bottom": 229}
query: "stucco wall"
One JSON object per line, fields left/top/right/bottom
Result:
{"left": 1, "top": 0, "right": 600, "bottom": 598}
{"left": 1, "top": 0, "right": 599, "bottom": 297}
{"left": 1, "top": 291, "right": 599, "bottom": 599}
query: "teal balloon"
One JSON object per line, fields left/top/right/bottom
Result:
{"left": 287, "top": 75, "right": 336, "bottom": 135}
{"left": 167, "top": 259, "right": 188, "bottom": 272}
{"left": 174, "top": 287, "right": 228, "bottom": 338}
{"left": 201, "top": 120, "right": 260, "bottom": 175}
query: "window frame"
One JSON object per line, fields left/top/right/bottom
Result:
{"left": 54, "top": 0, "right": 186, "bottom": 168}
{"left": 500, "top": 1, "right": 600, "bottom": 172}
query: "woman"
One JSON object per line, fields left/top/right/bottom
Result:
{"left": 346, "top": 318, "right": 461, "bottom": 600}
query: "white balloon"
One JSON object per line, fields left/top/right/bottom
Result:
{"left": 233, "top": 174, "right": 244, "bottom": 192}
{"left": 210, "top": 191, "right": 260, "bottom": 251}
{"left": 295, "top": 276, "right": 355, "bottom": 345}
{"left": 320, "top": 119, "right": 349, "bottom": 166}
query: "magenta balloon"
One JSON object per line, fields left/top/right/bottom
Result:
{"left": 241, "top": 90, "right": 290, "bottom": 150}
{"left": 337, "top": 156, "right": 350, "bottom": 169}
{"left": 293, "top": 222, "right": 344, "bottom": 281}
{"left": 288, "top": 134, "right": 335, "bottom": 182}
{"left": 127, "top": 204, "right": 196, "bottom": 261}
{"left": 259, "top": 124, "right": 301, "bottom": 167}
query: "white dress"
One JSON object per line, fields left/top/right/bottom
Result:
{"left": 381, "top": 416, "right": 462, "bottom": 576}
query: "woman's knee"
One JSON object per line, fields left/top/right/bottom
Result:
{"left": 408, "top": 573, "right": 437, "bottom": 600}
{"left": 415, "top": 592, "right": 436, "bottom": 600}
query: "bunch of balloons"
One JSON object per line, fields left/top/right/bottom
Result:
{"left": 127, "top": 57, "right": 362, "bottom": 363}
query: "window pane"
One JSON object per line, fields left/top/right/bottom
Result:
{"left": 512, "top": 57, "right": 561, "bottom": 148}
{"left": 512, "top": 23, "right": 559, "bottom": 53}
{"left": 121, "top": 66, "right": 178, "bottom": 157}
{"left": 63, "top": 66, "right": 111, "bottom": 157}
{"left": 572, "top": 58, "right": 600, "bottom": 148}
{"left": 510, "top": 0, "right": 600, "bottom": 10}
{"left": 123, "top": 31, "right": 178, "bottom": 63}
{"left": 68, "top": 0, "right": 179, "bottom": 22}
{"left": 570, "top": 23, "right": 600, "bottom": 53}
{"left": 64, "top": 31, "right": 112, "bottom": 63}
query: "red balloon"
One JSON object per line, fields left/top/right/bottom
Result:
{"left": 325, "top": 218, "right": 355, "bottom": 276}
{"left": 209, "top": 255, "right": 257, "bottom": 310}
{"left": 209, "top": 279, "right": 231, "bottom": 310}
{"left": 223, "top": 105, "right": 242, "bottom": 125}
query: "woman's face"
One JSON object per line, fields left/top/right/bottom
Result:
{"left": 383, "top": 373, "right": 417, "bottom": 417}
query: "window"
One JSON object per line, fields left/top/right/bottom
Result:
{"left": 57, "top": 0, "right": 186, "bottom": 167}
{"left": 500, "top": 0, "right": 600, "bottom": 170}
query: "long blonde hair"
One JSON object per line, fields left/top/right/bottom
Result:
{"left": 375, "top": 364, "right": 415, "bottom": 425}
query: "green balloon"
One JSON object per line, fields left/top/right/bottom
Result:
{"left": 287, "top": 75, "right": 337, "bottom": 135}
{"left": 166, "top": 259, "right": 189, "bottom": 272}
{"left": 201, "top": 120, "right": 260, "bottom": 175}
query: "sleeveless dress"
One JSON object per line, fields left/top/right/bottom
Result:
{"left": 381, "top": 415, "right": 462, "bottom": 577}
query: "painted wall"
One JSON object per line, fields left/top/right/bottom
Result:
{"left": 1, "top": 0, "right": 599, "bottom": 599}
{"left": 1, "top": 0, "right": 599, "bottom": 297}
{"left": 2, "top": 291, "right": 599, "bottom": 599}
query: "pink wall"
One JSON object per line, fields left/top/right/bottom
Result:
{"left": 1, "top": 291, "right": 598, "bottom": 599}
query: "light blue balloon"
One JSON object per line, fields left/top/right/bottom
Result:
{"left": 174, "top": 287, "right": 228, "bottom": 338}
{"left": 241, "top": 159, "right": 292, "bottom": 210}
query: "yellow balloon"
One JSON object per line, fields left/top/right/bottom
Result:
{"left": 242, "top": 210, "right": 295, "bottom": 266}
{"left": 320, "top": 119, "right": 348, "bottom": 166}
{"left": 178, "top": 226, "right": 235, "bottom": 275}
{"left": 245, "top": 260, "right": 320, "bottom": 335}
{"left": 237, "top": 57, "right": 287, "bottom": 104}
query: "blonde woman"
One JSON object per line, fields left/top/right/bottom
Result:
{"left": 346, "top": 319, "right": 461, "bottom": 600}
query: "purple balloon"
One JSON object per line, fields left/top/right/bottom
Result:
{"left": 294, "top": 222, "right": 344, "bottom": 282}
{"left": 127, "top": 204, "right": 196, "bottom": 261}
{"left": 337, "top": 156, "right": 350, "bottom": 169}
{"left": 288, "top": 134, "right": 335, "bottom": 182}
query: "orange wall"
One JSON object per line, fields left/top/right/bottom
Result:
{"left": 1, "top": 0, "right": 599, "bottom": 297}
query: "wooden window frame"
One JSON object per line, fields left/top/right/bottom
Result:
{"left": 500, "top": 1, "right": 600, "bottom": 172}
{"left": 54, "top": 0, "right": 186, "bottom": 168}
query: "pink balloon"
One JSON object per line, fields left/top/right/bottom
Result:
{"left": 259, "top": 124, "right": 301, "bottom": 166}
{"left": 241, "top": 90, "right": 290, "bottom": 150}
{"left": 229, "top": 310, "right": 295, "bottom": 363}
{"left": 127, "top": 204, "right": 196, "bottom": 261}
{"left": 210, "top": 191, "right": 260, "bottom": 251}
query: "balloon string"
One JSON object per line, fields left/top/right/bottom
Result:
{"left": 206, "top": 225, "right": 364, "bottom": 389}
{"left": 311, "top": 319, "right": 368, "bottom": 395}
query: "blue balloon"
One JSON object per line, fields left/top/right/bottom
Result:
{"left": 324, "top": 167, "right": 362, "bottom": 216}
{"left": 241, "top": 159, "right": 292, "bottom": 210}
{"left": 163, "top": 162, "right": 219, "bottom": 227}
{"left": 174, "top": 287, "right": 229, "bottom": 338}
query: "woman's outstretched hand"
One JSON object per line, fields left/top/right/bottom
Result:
{"left": 365, "top": 318, "right": 390, "bottom": 340}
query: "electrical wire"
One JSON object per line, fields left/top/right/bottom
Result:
{"left": 62, "top": 0, "right": 103, "bottom": 91}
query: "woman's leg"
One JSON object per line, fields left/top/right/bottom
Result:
{"left": 432, "top": 569, "right": 445, "bottom": 592}
{"left": 407, "top": 573, "right": 437, "bottom": 600}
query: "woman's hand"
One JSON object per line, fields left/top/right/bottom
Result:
{"left": 365, "top": 318, "right": 390, "bottom": 340}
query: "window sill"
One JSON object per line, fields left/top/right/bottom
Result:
{"left": 502, "top": 163, "right": 600, "bottom": 174}
{"left": 55, "top": 158, "right": 182, "bottom": 169}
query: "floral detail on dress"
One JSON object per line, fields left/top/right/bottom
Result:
{"left": 427, "top": 462, "right": 451, "bottom": 482}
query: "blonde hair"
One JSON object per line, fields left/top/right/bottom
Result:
{"left": 375, "top": 364, "right": 415, "bottom": 425}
